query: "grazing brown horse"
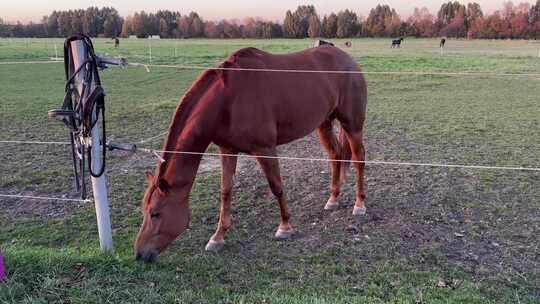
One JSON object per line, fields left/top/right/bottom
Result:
{"left": 440, "top": 38, "right": 446, "bottom": 48}
{"left": 134, "top": 45, "right": 368, "bottom": 262}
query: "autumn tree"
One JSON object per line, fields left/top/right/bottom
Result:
{"left": 5, "top": 2, "right": 540, "bottom": 39}
{"left": 509, "top": 2, "right": 530, "bottom": 38}
{"left": 283, "top": 10, "right": 296, "bottom": 38}
{"left": 70, "top": 10, "right": 84, "bottom": 34}
{"left": 294, "top": 5, "right": 317, "bottom": 37}
{"left": 531, "top": 0, "right": 540, "bottom": 38}
{"left": 364, "top": 4, "right": 401, "bottom": 37}
{"left": 222, "top": 21, "right": 242, "bottom": 38}
{"left": 120, "top": 16, "right": 132, "bottom": 37}
{"left": 155, "top": 10, "right": 180, "bottom": 37}
{"left": 466, "top": 2, "right": 483, "bottom": 26}
{"left": 437, "top": 2, "right": 467, "bottom": 37}
{"left": 336, "top": 9, "right": 359, "bottom": 38}
{"left": 282, "top": 5, "right": 317, "bottom": 38}
{"left": 132, "top": 11, "right": 150, "bottom": 37}
{"left": 82, "top": 7, "right": 99, "bottom": 36}
{"left": 190, "top": 13, "right": 204, "bottom": 37}
{"left": 307, "top": 15, "right": 321, "bottom": 38}
{"left": 408, "top": 7, "right": 435, "bottom": 37}
{"left": 157, "top": 18, "right": 168, "bottom": 38}
{"left": 242, "top": 17, "right": 257, "bottom": 38}
{"left": 321, "top": 13, "right": 338, "bottom": 38}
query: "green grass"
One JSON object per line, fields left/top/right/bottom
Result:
{"left": 1, "top": 38, "right": 539, "bottom": 303}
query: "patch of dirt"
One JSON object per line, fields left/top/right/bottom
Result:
{"left": 218, "top": 130, "right": 539, "bottom": 295}
{"left": 1, "top": 127, "right": 538, "bottom": 297}
{"left": 0, "top": 190, "right": 87, "bottom": 220}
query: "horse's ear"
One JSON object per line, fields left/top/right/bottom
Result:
{"left": 157, "top": 178, "right": 170, "bottom": 193}
{"left": 145, "top": 171, "right": 154, "bottom": 184}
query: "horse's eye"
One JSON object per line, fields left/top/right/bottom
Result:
{"left": 150, "top": 212, "right": 161, "bottom": 219}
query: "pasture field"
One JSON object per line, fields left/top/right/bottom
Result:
{"left": 0, "top": 38, "right": 539, "bottom": 303}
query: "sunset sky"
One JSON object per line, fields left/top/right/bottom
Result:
{"left": 3, "top": 0, "right": 538, "bottom": 23}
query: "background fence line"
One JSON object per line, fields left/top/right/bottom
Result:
{"left": 0, "top": 194, "right": 91, "bottom": 203}
{"left": 2, "top": 59, "right": 540, "bottom": 78}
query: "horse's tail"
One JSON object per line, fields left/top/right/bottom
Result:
{"left": 339, "top": 126, "right": 352, "bottom": 183}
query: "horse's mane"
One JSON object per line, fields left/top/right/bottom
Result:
{"left": 154, "top": 49, "right": 268, "bottom": 180}
{"left": 155, "top": 70, "right": 220, "bottom": 180}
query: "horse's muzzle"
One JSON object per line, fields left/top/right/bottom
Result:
{"left": 135, "top": 250, "right": 158, "bottom": 263}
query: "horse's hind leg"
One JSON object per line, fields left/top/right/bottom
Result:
{"left": 206, "top": 147, "right": 238, "bottom": 252}
{"left": 317, "top": 120, "right": 343, "bottom": 210}
{"left": 343, "top": 129, "right": 367, "bottom": 216}
{"left": 255, "top": 149, "right": 294, "bottom": 240}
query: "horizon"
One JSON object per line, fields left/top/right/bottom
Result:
{"left": 2, "top": 0, "right": 538, "bottom": 24}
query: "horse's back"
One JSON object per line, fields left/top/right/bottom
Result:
{"left": 224, "top": 46, "right": 358, "bottom": 72}
{"left": 214, "top": 46, "right": 366, "bottom": 147}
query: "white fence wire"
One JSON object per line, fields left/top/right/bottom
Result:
{"left": 1, "top": 54, "right": 539, "bottom": 203}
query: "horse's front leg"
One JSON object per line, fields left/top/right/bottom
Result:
{"left": 205, "top": 147, "right": 238, "bottom": 252}
{"left": 255, "top": 149, "right": 294, "bottom": 240}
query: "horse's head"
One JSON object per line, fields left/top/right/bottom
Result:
{"left": 134, "top": 172, "right": 191, "bottom": 263}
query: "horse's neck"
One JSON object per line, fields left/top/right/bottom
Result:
{"left": 157, "top": 75, "right": 222, "bottom": 189}
{"left": 160, "top": 132, "right": 209, "bottom": 190}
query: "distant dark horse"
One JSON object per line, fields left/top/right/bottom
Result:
{"left": 113, "top": 37, "right": 120, "bottom": 48}
{"left": 313, "top": 40, "right": 334, "bottom": 47}
{"left": 391, "top": 37, "right": 404, "bottom": 48}
{"left": 440, "top": 38, "right": 446, "bottom": 48}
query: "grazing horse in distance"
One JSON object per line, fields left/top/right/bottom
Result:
{"left": 440, "top": 38, "right": 446, "bottom": 48}
{"left": 391, "top": 37, "right": 404, "bottom": 48}
{"left": 134, "top": 46, "right": 368, "bottom": 263}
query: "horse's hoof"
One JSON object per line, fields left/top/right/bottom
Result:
{"left": 205, "top": 240, "right": 225, "bottom": 252}
{"left": 324, "top": 200, "right": 339, "bottom": 210}
{"left": 353, "top": 206, "right": 366, "bottom": 216}
{"left": 275, "top": 228, "right": 295, "bottom": 240}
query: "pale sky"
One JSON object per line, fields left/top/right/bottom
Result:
{"left": 2, "top": 0, "right": 537, "bottom": 23}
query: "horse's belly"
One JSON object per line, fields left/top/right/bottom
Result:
{"left": 216, "top": 75, "right": 339, "bottom": 151}
{"left": 275, "top": 112, "right": 328, "bottom": 145}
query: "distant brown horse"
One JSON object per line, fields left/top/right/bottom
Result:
{"left": 440, "top": 38, "right": 446, "bottom": 48}
{"left": 134, "top": 45, "right": 368, "bottom": 262}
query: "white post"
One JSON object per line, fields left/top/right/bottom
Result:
{"left": 149, "top": 40, "right": 152, "bottom": 63}
{"left": 71, "top": 40, "right": 114, "bottom": 253}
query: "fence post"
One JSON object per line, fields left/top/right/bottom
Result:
{"left": 149, "top": 40, "right": 152, "bottom": 63}
{"left": 0, "top": 249, "right": 5, "bottom": 282}
{"left": 70, "top": 40, "right": 114, "bottom": 253}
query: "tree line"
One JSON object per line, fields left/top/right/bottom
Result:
{"left": 1, "top": 1, "right": 540, "bottom": 39}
